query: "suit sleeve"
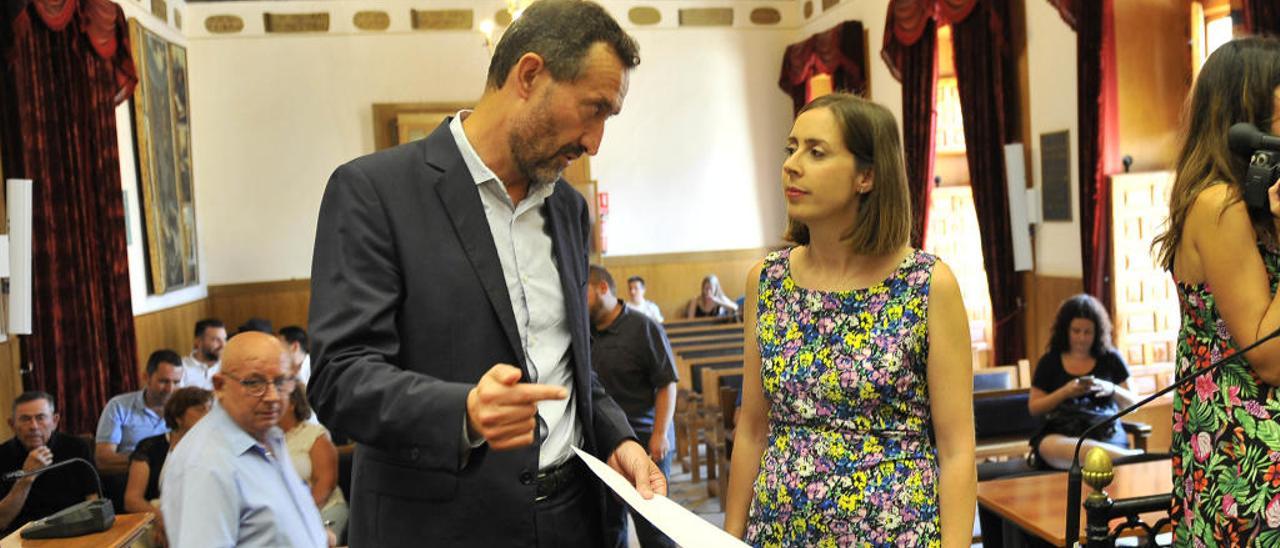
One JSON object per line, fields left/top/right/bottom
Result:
{"left": 575, "top": 195, "right": 636, "bottom": 458}
{"left": 307, "top": 162, "right": 472, "bottom": 472}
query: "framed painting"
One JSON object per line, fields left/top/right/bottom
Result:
{"left": 129, "top": 20, "right": 199, "bottom": 294}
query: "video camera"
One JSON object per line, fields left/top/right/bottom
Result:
{"left": 1228, "top": 122, "right": 1280, "bottom": 212}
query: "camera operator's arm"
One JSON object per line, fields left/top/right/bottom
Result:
{"left": 1190, "top": 183, "right": 1280, "bottom": 385}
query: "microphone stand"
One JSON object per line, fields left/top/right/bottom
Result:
{"left": 2, "top": 457, "right": 104, "bottom": 500}
{"left": 1062, "top": 325, "right": 1280, "bottom": 546}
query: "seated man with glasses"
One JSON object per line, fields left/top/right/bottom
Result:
{"left": 160, "top": 332, "right": 332, "bottom": 547}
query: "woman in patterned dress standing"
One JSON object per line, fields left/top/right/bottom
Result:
{"left": 724, "top": 93, "right": 975, "bottom": 547}
{"left": 1152, "top": 37, "right": 1280, "bottom": 546}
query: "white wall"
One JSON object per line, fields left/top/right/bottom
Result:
{"left": 1025, "top": 1, "right": 1081, "bottom": 277}
{"left": 179, "top": 2, "right": 797, "bottom": 284}
{"left": 114, "top": 0, "right": 210, "bottom": 315}
{"left": 593, "top": 28, "right": 794, "bottom": 256}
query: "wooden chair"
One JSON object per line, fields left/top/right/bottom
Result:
{"left": 673, "top": 388, "right": 701, "bottom": 472}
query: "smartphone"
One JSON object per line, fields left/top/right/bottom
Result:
{"left": 1076, "top": 375, "right": 1095, "bottom": 384}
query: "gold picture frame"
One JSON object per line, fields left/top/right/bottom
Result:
{"left": 129, "top": 20, "right": 198, "bottom": 294}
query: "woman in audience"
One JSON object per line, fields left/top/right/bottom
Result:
{"left": 124, "top": 387, "right": 212, "bottom": 545}
{"left": 281, "top": 383, "right": 348, "bottom": 540}
{"left": 1027, "top": 294, "right": 1140, "bottom": 469}
{"left": 684, "top": 274, "right": 738, "bottom": 318}
{"left": 1151, "top": 36, "right": 1280, "bottom": 544}
{"left": 724, "top": 93, "right": 974, "bottom": 546}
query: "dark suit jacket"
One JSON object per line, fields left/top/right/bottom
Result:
{"left": 308, "top": 120, "right": 634, "bottom": 547}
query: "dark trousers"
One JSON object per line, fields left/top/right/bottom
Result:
{"left": 603, "top": 430, "right": 676, "bottom": 548}
{"left": 534, "top": 464, "right": 605, "bottom": 548}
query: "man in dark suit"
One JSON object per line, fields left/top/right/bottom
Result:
{"left": 307, "top": 1, "right": 663, "bottom": 546}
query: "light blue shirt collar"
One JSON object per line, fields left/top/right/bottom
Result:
{"left": 447, "top": 111, "right": 556, "bottom": 203}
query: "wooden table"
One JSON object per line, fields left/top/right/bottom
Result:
{"left": 1, "top": 512, "right": 154, "bottom": 548}
{"left": 977, "top": 459, "right": 1172, "bottom": 546}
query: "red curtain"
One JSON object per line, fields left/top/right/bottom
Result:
{"left": 1, "top": 0, "right": 139, "bottom": 434}
{"left": 779, "top": 21, "right": 868, "bottom": 114}
{"left": 1244, "top": 0, "right": 1280, "bottom": 36}
{"left": 883, "top": 15, "right": 938, "bottom": 248}
{"left": 1075, "top": 0, "right": 1116, "bottom": 312}
{"left": 884, "top": 0, "right": 1025, "bottom": 362}
{"left": 951, "top": 0, "right": 1025, "bottom": 365}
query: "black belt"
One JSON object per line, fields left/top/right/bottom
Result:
{"left": 532, "top": 458, "right": 584, "bottom": 503}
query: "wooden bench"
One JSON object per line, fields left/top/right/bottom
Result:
{"left": 663, "top": 316, "right": 738, "bottom": 330}
{"left": 674, "top": 342, "right": 744, "bottom": 361}
{"left": 700, "top": 367, "right": 743, "bottom": 409}
{"left": 669, "top": 333, "right": 744, "bottom": 349}
{"left": 666, "top": 323, "right": 744, "bottom": 340}
{"left": 677, "top": 355, "right": 743, "bottom": 391}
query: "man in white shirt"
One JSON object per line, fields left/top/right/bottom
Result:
{"left": 625, "top": 275, "right": 665, "bottom": 323}
{"left": 279, "top": 326, "right": 311, "bottom": 385}
{"left": 181, "top": 318, "right": 226, "bottom": 390}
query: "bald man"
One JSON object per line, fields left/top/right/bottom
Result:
{"left": 160, "top": 332, "right": 329, "bottom": 548}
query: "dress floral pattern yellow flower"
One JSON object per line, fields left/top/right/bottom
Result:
{"left": 744, "top": 248, "right": 940, "bottom": 547}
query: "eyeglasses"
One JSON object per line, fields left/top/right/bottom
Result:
{"left": 222, "top": 372, "right": 297, "bottom": 397}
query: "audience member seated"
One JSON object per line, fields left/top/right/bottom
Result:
{"left": 182, "top": 318, "right": 226, "bottom": 390}
{"left": 96, "top": 350, "right": 183, "bottom": 508}
{"left": 237, "top": 317, "right": 274, "bottom": 336}
{"left": 625, "top": 275, "right": 665, "bottom": 323}
{"left": 1028, "top": 294, "right": 1141, "bottom": 469}
{"left": 0, "top": 391, "right": 97, "bottom": 535}
{"left": 125, "top": 387, "right": 212, "bottom": 545}
{"left": 162, "top": 333, "right": 329, "bottom": 547}
{"left": 684, "top": 274, "right": 738, "bottom": 318}
{"left": 96, "top": 350, "right": 184, "bottom": 474}
{"left": 281, "top": 384, "right": 348, "bottom": 540}
{"left": 279, "top": 326, "right": 312, "bottom": 386}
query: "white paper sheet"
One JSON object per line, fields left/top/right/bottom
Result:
{"left": 572, "top": 447, "right": 748, "bottom": 548}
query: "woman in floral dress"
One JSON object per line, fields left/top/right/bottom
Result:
{"left": 1151, "top": 37, "right": 1280, "bottom": 546}
{"left": 723, "top": 93, "right": 975, "bottom": 547}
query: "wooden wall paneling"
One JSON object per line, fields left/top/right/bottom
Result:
{"left": 207, "top": 280, "right": 312, "bottom": 336}
{"left": 133, "top": 299, "right": 211, "bottom": 377}
{"left": 1022, "top": 274, "right": 1082, "bottom": 371}
{"left": 1114, "top": 0, "right": 1192, "bottom": 172}
{"left": 602, "top": 248, "right": 771, "bottom": 322}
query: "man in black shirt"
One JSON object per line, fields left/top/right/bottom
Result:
{"left": 587, "top": 265, "right": 678, "bottom": 548}
{"left": 0, "top": 391, "right": 97, "bottom": 534}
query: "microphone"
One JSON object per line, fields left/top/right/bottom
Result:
{"left": 1062, "top": 324, "right": 1280, "bottom": 546}
{"left": 1228, "top": 123, "right": 1280, "bottom": 155}
{"left": 3, "top": 457, "right": 104, "bottom": 500}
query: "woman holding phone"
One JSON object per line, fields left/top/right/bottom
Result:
{"left": 1026, "top": 294, "right": 1140, "bottom": 469}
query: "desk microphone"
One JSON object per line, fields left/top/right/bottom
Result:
{"left": 1063, "top": 325, "right": 1280, "bottom": 546}
{"left": 3, "top": 457, "right": 114, "bottom": 539}
{"left": 3, "top": 457, "right": 102, "bottom": 499}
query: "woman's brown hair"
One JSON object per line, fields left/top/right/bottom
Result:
{"left": 163, "top": 387, "right": 213, "bottom": 430}
{"left": 783, "top": 93, "right": 912, "bottom": 255}
{"left": 1153, "top": 37, "right": 1280, "bottom": 270}
{"left": 289, "top": 382, "right": 314, "bottom": 423}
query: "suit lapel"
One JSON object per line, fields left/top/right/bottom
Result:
{"left": 425, "top": 122, "right": 527, "bottom": 371}
{"left": 543, "top": 185, "right": 592, "bottom": 418}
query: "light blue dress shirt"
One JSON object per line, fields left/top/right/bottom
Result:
{"left": 95, "top": 391, "right": 167, "bottom": 453}
{"left": 160, "top": 406, "right": 326, "bottom": 548}
{"left": 449, "top": 112, "right": 582, "bottom": 469}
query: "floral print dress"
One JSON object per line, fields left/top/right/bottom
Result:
{"left": 744, "top": 248, "right": 941, "bottom": 547}
{"left": 1172, "top": 243, "right": 1280, "bottom": 547}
